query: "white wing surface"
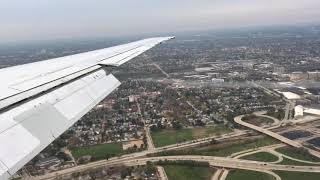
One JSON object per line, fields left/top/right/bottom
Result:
{"left": 0, "top": 36, "right": 174, "bottom": 179}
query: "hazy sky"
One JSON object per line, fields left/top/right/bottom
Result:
{"left": 1, "top": 0, "right": 320, "bottom": 43}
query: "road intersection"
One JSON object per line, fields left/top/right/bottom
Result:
{"left": 29, "top": 112, "right": 320, "bottom": 180}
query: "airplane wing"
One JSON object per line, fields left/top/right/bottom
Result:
{"left": 0, "top": 36, "right": 174, "bottom": 179}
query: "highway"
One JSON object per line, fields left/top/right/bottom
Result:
{"left": 31, "top": 155, "right": 320, "bottom": 180}
{"left": 29, "top": 116, "right": 320, "bottom": 180}
{"left": 29, "top": 111, "right": 320, "bottom": 180}
{"left": 234, "top": 114, "right": 320, "bottom": 159}
{"left": 27, "top": 126, "right": 247, "bottom": 179}
{"left": 214, "top": 143, "right": 285, "bottom": 180}
{"left": 253, "top": 111, "right": 280, "bottom": 126}
{"left": 234, "top": 115, "right": 302, "bottom": 148}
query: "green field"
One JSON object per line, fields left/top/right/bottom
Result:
{"left": 163, "top": 165, "right": 214, "bottom": 180}
{"left": 193, "top": 137, "right": 278, "bottom": 157}
{"left": 152, "top": 137, "right": 278, "bottom": 157}
{"left": 275, "top": 171, "right": 320, "bottom": 180}
{"left": 241, "top": 152, "right": 279, "bottom": 162}
{"left": 71, "top": 143, "right": 123, "bottom": 160}
{"left": 276, "top": 147, "right": 320, "bottom": 162}
{"left": 243, "top": 116, "right": 274, "bottom": 126}
{"left": 278, "top": 157, "right": 319, "bottom": 166}
{"left": 226, "top": 170, "right": 275, "bottom": 180}
{"left": 151, "top": 125, "right": 232, "bottom": 147}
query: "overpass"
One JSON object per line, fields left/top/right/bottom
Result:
{"left": 234, "top": 115, "right": 302, "bottom": 148}
{"left": 31, "top": 155, "right": 320, "bottom": 180}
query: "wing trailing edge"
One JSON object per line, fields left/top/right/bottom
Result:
{"left": 0, "top": 36, "right": 174, "bottom": 179}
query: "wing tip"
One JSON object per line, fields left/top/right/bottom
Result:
{"left": 165, "top": 36, "right": 175, "bottom": 40}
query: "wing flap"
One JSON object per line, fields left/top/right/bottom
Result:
{"left": 0, "top": 123, "right": 40, "bottom": 174}
{"left": 0, "top": 36, "right": 174, "bottom": 179}
{"left": 0, "top": 162, "right": 10, "bottom": 180}
{"left": 0, "top": 70, "right": 120, "bottom": 176}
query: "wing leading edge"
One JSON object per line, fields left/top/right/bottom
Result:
{"left": 0, "top": 36, "right": 174, "bottom": 179}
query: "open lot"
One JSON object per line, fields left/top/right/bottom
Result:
{"left": 163, "top": 165, "right": 214, "bottom": 180}
{"left": 226, "top": 170, "right": 275, "bottom": 180}
{"left": 276, "top": 147, "right": 320, "bottom": 162}
{"left": 192, "top": 137, "right": 278, "bottom": 157}
{"left": 241, "top": 152, "right": 279, "bottom": 162}
{"left": 278, "top": 157, "right": 319, "bottom": 166}
{"left": 151, "top": 137, "right": 278, "bottom": 157}
{"left": 243, "top": 116, "right": 274, "bottom": 126}
{"left": 71, "top": 143, "right": 123, "bottom": 160}
{"left": 151, "top": 125, "right": 232, "bottom": 147}
{"left": 275, "top": 171, "right": 320, "bottom": 180}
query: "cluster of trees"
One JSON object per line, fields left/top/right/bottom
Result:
{"left": 71, "top": 167, "right": 105, "bottom": 179}
{"left": 31, "top": 138, "right": 72, "bottom": 165}
{"left": 147, "top": 148, "right": 196, "bottom": 157}
{"left": 150, "top": 123, "right": 164, "bottom": 132}
{"left": 145, "top": 161, "right": 157, "bottom": 175}
{"left": 121, "top": 167, "right": 134, "bottom": 179}
{"left": 155, "top": 159, "right": 209, "bottom": 167}
{"left": 147, "top": 139, "right": 218, "bottom": 157}
{"left": 267, "top": 108, "right": 285, "bottom": 120}
{"left": 242, "top": 114, "right": 257, "bottom": 121}
{"left": 125, "top": 143, "right": 145, "bottom": 154}
{"left": 150, "top": 120, "right": 182, "bottom": 132}
{"left": 225, "top": 108, "right": 254, "bottom": 124}
{"left": 121, "top": 162, "right": 157, "bottom": 178}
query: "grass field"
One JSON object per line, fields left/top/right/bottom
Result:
{"left": 243, "top": 116, "right": 274, "bottom": 126}
{"left": 226, "top": 170, "right": 275, "bottom": 180}
{"left": 71, "top": 143, "right": 123, "bottom": 160}
{"left": 276, "top": 147, "right": 320, "bottom": 162}
{"left": 275, "top": 171, "right": 320, "bottom": 180}
{"left": 152, "top": 137, "right": 279, "bottom": 158}
{"left": 193, "top": 137, "right": 278, "bottom": 157}
{"left": 278, "top": 157, "right": 319, "bottom": 166}
{"left": 241, "top": 152, "right": 279, "bottom": 162}
{"left": 151, "top": 125, "right": 232, "bottom": 147}
{"left": 163, "top": 165, "right": 214, "bottom": 180}
{"left": 151, "top": 129, "right": 193, "bottom": 147}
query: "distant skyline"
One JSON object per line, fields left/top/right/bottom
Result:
{"left": 1, "top": 0, "right": 320, "bottom": 43}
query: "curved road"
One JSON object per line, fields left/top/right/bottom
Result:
{"left": 28, "top": 114, "right": 320, "bottom": 180}
{"left": 123, "top": 156, "right": 320, "bottom": 172}
{"left": 31, "top": 155, "right": 320, "bottom": 180}
{"left": 234, "top": 115, "right": 302, "bottom": 148}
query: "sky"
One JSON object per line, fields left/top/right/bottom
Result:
{"left": 1, "top": 0, "right": 320, "bottom": 43}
